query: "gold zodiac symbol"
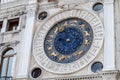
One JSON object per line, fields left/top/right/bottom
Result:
{"left": 75, "top": 50, "right": 83, "bottom": 56}
{"left": 85, "top": 40, "right": 90, "bottom": 46}
{"left": 84, "top": 31, "right": 90, "bottom": 37}
{"left": 47, "top": 46, "right": 53, "bottom": 50}
{"left": 49, "top": 35, "right": 54, "bottom": 38}
{"left": 80, "top": 24, "right": 86, "bottom": 29}
{"left": 58, "top": 55, "right": 69, "bottom": 62}
{"left": 58, "top": 22, "right": 68, "bottom": 32}
{"left": 54, "top": 27, "right": 59, "bottom": 33}
{"left": 50, "top": 52, "right": 57, "bottom": 57}
{"left": 47, "top": 39, "right": 53, "bottom": 42}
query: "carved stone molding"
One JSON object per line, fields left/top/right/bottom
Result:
{"left": 0, "top": 40, "right": 20, "bottom": 47}
{"left": 0, "top": 5, "right": 27, "bottom": 20}
{"left": 58, "top": 0, "right": 103, "bottom": 4}
{"left": 38, "top": 2, "right": 58, "bottom": 10}
{"left": 39, "top": 70, "right": 119, "bottom": 80}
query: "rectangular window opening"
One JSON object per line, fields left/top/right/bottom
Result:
{"left": 7, "top": 18, "right": 19, "bottom": 31}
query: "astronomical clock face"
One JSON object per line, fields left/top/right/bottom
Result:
{"left": 44, "top": 18, "right": 93, "bottom": 63}
{"left": 33, "top": 9, "right": 104, "bottom": 74}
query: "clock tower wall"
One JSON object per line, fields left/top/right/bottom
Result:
{"left": 0, "top": 0, "right": 119, "bottom": 80}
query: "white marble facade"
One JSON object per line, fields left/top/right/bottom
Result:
{"left": 0, "top": 0, "right": 120, "bottom": 80}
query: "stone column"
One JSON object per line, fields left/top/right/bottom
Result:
{"left": 103, "top": 0, "right": 116, "bottom": 71}
{"left": 1, "top": 18, "right": 8, "bottom": 33}
{"left": 15, "top": 3, "right": 37, "bottom": 78}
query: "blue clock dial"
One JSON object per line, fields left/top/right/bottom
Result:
{"left": 54, "top": 27, "right": 83, "bottom": 55}
{"left": 44, "top": 18, "right": 93, "bottom": 63}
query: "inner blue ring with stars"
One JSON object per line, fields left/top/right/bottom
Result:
{"left": 44, "top": 18, "right": 93, "bottom": 63}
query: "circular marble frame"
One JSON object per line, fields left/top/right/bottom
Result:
{"left": 33, "top": 9, "right": 104, "bottom": 74}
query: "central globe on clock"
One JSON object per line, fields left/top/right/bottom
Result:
{"left": 44, "top": 18, "right": 93, "bottom": 63}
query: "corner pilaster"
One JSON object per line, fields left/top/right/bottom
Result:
{"left": 103, "top": 0, "right": 116, "bottom": 71}
{"left": 15, "top": 2, "right": 37, "bottom": 79}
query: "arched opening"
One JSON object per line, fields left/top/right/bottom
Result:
{"left": 0, "top": 48, "right": 15, "bottom": 80}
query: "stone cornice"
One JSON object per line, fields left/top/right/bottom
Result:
{"left": 57, "top": 0, "right": 103, "bottom": 5}
{"left": 38, "top": 2, "right": 58, "bottom": 10}
{"left": 0, "top": 5, "right": 27, "bottom": 20}
{"left": 0, "top": 3, "right": 38, "bottom": 20}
